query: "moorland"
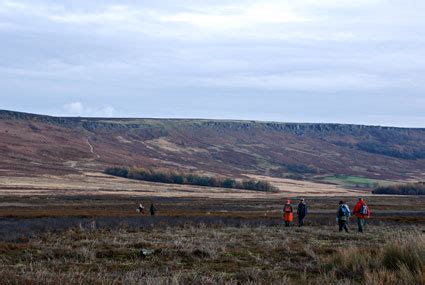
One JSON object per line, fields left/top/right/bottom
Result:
{"left": 1, "top": 110, "right": 424, "bottom": 284}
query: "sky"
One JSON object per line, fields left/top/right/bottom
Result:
{"left": 0, "top": 0, "right": 424, "bottom": 127}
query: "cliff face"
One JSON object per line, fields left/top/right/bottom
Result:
{"left": 1, "top": 110, "right": 425, "bottom": 179}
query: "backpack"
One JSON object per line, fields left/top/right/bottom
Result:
{"left": 360, "top": 204, "right": 368, "bottom": 215}
{"left": 338, "top": 205, "right": 349, "bottom": 217}
{"left": 284, "top": 205, "right": 292, "bottom": 213}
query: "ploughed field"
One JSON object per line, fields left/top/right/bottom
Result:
{"left": 0, "top": 193, "right": 424, "bottom": 284}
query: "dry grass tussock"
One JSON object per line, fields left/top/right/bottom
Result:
{"left": 0, "top": 224, "right": 423, "bottom": 284}
{"left": 322, "top": 233, "right": 425, "bottom": 285}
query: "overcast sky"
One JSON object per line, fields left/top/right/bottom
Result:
{"left": 1, "top": 0, "right": 424, "bottom": 127}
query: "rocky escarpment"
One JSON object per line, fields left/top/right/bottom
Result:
{"left": 1, "top": 109, "right": 425, "bottom": 179}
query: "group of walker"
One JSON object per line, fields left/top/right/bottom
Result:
{"left": 282, "top": 198, "right": 371, "bottom": 232}
{"left": 137, "top": 203, "right": 157, "bottom": 216}
{"left": 136, "top": 198, "right": 371, "bottom": 232}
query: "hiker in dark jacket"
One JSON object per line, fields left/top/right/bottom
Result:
{"left": 337, "top": 200, "right": 350, "bottom": 233}
{"left": 149, "top": 203, "right": 157, "bottom": 216}
{"left": 297, "top": 198, "right": 308, "bottom": 227}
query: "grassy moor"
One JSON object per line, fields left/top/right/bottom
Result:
{"left": 0, "top": 111, "right": 424, "bottom": 284}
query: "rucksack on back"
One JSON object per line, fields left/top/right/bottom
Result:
{"left": 360, "top": 204, "right": 368, "bottom": 215}
{"left": 338, "top": 205, "right": 349, "bottom": 217}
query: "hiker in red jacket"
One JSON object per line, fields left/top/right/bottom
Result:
{"left": 353, "top": 198, "right": 370, "bottom": 232}
{"left": 283, "top": 200, "right": 293, "bottom": 227}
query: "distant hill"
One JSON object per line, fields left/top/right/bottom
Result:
{"left": 1, "top": 110, "right": 425, "bottom": 181}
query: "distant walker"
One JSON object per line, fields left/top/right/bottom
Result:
{"left": 283, "top": 200, "right": 294, "bottom": 227}
{"left": 137, "top": 203, "right": 145, "bottom": 215}
{"left": 150, "top": 203, "right": 157, "bottom": 216}
{"left": 297, "top": 198, "right": 308, "bottom": 227}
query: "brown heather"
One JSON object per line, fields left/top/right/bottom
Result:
{"left": 0, "top": 224, "right": 423, "bottom": 285}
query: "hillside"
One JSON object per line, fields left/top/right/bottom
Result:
{"left": 1, "top": 110, "right": 425, "bottom": 181}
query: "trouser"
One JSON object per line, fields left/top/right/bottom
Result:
{"left": 357, "top": 218, "right": 365, "bottom": 232}
{"left": 285, "top": 221, "right": 290, "bottom": 227}
{"left": 298, "top": 215, "right": 305, "bottom": 226}
{"left": 338, "top": 220, "right": 349, "bottom": 233}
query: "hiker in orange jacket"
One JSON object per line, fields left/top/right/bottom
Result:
{"left": 283, "top": 200, "right": 293, "bottom": 227}
{"left": 353, "top": 198, "right": 370, "bottom": 232}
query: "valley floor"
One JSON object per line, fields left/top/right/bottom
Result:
{"left": 0, "top": 174, "right": 424, "bottom": 284}
{"left": 0, "top": 172, "right": 366, "bottom": 198}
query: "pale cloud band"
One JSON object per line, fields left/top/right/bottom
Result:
{"left": 0, "top": 0, "right": 424, "bottom": 126}
{"left": 63, "top": 101, "right": 115, "bottom": 117}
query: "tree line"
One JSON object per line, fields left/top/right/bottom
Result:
{"left": 104, "top": 167, "right": 278, "bottom": 192}
{"left": 373, "top": 182, "right": 425, "bottom": 195}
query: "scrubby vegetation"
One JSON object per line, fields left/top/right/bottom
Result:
{"left": 323, "top": 233, "right": 425, "bottom": 284}
{"left": 0, "top": 224, "right": 423, "bottom": 284}
{"left": 285, "top": 164, "right": 320, "bottom": 174}
{"left": 357, "top": 142, "right": 425, "bottom": 160}
{"left": 104, "top": 167, "right": 278, "bottom": 192}
{"left": 373, "top": 182, "right": 425, "bottom": 195}
{"left": 1, "top": 194, "right": 424, "bottom": 284}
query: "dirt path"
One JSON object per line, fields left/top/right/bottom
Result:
{"left": 86, "top": 138, "right": 100, "bottom": 159}
{"left": 62, "top": 138, "right": 100, "bottom": 170}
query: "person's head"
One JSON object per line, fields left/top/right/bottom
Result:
{"left": 339, "top": 200, "right": 344, "bottom": 205}
{"left": 286, "top": 199, "right": 291, "bottom": 204}
{"left": 358, "top": 198, "right": 364, "bottom": 202}
{"left": 300, "top": 198, "right": 305, "bottom": 202}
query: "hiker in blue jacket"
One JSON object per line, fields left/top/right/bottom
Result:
{"left": 336, "top": 200, "right": 350, "bottom": 233}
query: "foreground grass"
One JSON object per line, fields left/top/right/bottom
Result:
{"left": 0, "top": 224, "right": 423, "bottom": 284}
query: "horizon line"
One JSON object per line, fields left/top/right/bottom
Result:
{"left": 1, "top": 109, "right": 425, "bottom": 130}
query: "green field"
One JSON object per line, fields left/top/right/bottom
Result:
{"left": 322, "top": 175, "right": 395, "bottom": 189}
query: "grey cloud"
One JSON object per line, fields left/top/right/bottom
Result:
{"left": 0, "top": 0, "right": 424, "bottom": 127}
